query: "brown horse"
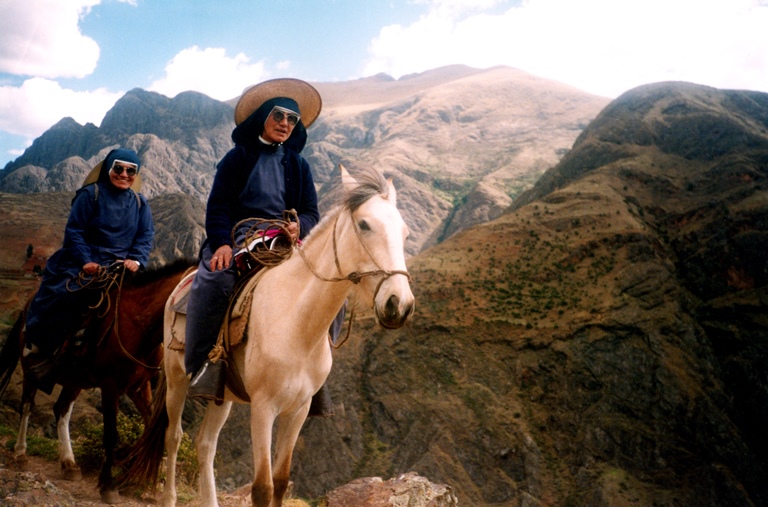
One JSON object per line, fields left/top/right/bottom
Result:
{"left": 0, "top": 259, "right": 195, "bottom": 504}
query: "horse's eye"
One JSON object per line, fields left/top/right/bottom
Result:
{"left": 358, "top": 220, "right": 371, "bottom": 231}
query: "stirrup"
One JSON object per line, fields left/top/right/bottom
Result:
{"left": 187, "top": 359, "right": 225, "bottom": 404}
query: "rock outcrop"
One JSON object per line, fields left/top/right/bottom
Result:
{"left": 325, "top": 472, "right": 458, "bottom": 507}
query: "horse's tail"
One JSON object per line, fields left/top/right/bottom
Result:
{"left": 115, "top": 366, "right": 169, "bottom": 492}
{"left": 0, "top": 311, "right": 23, "bottom": 399}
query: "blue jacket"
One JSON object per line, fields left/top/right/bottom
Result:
{"left": 205, "top": 144, "right": 319, "bottom": 250}
{"left": 47, "top": 182, "right": 154, "bottom": 273}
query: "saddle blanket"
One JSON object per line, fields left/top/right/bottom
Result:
{"left": 167, "top": 269, "right": 264, "bottom": 351}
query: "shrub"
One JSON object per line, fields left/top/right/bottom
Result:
{"left": 75, "top": 412, "right": 145, "bottom": 471}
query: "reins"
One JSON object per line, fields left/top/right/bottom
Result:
{"left": 67, "top": 262, "right": 125, "bottom": 318}
{"left": 232, "top": 210, "right": 299, "bottom": 267}
{"left": 67, "top": 262, "right": 162, "bottom": 371}
{"left": 111, "top": 281, "right": 163, "bottom": 371}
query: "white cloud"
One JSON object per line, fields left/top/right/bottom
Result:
{"left": 0, "top": 78, "right": 122, "bottom": 138}
{"left": 0, "top": 0, "right": 101, "bottom": 78}
{"left": 365, "top": 0, "right": 768, "bottom": 97}
{"left": 148, "top": 46, "right": 269, "bottom": 100}
{"left": 412, "top": 0, "right": 504, "bottom": 17}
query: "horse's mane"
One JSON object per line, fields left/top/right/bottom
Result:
{"left": 128, "top": 257, "right": 197, "bottom": 287}
{"left": 303, "top": 165, "right": 390, "bottom": 244}
{"left": 344, "top": 165, "right": 390, "bottom": 212}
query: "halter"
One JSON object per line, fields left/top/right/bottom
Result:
{"left": 297, "top": 208, "right": 412, "bottom": 295}
{"left": 296, "top": 207, "right": 412, "bottom": 349}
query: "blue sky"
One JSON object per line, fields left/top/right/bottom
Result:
{"left": 2, "top": 0, "right": 768, "bottom": 169}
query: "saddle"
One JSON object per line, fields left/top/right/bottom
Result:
{"left": 167, "top": 266, "right": 268, "bottom": 403}
{"left": 167, "top": 267, "right": 266, "bottom": 353}
{"left": 169, "top": 231, "right": 292, "bottom": 353}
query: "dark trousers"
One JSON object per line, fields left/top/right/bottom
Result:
{"left": 184, "top": 244, "right": 239, "bottom": 375}
{"left": 25, "top": 272, "right": 96, "bottom": 354}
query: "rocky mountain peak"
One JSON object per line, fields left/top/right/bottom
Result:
{"left": 100, "top": 87, "right": 233, "bottom": 142}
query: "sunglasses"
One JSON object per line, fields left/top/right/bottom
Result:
{"left": 110, "top": 159, "right": 138, "bottom": 177}
{"left": 269, "top": 106, "right": 300, "bottom": 127}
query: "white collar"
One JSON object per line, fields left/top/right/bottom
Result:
{"left": 259, "top": 135, "right": 281, "bottom": 146}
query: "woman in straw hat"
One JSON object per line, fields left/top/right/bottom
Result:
{"left": 185, "top": 78, "right": 337, "bottom": 411}
{"left": 24, "top": 148, "right": 154, "bottom": 393}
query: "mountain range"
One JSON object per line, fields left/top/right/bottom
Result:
{"left": 0, "top": 65, "right": 608, "bottom": 258}
{"left": 1, "top": 67, "right": 767, "bottom": 506}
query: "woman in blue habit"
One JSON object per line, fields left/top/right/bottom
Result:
{"left": 24, "top": 148, "right": 154, "bottom": 393}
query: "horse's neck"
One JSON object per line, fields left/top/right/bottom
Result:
{"left": 269, "top": 216, "right": 352, "bottom": 335}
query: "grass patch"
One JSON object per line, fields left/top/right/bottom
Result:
{"left": 2, "top": 424, "right": 59, "bottom": 461}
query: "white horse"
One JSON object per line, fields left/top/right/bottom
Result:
{"left": 120, "top": 165, "right": 415, "bottom": 507}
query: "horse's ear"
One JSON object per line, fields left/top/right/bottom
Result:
{"left": 340, "top": 164, "right": 357, "bottom": 192}
{"left": 387, "top": 177, "right": 397, "bottom": 204}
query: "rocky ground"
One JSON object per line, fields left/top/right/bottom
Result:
{"left": 0, "top": 440, "right": 270, "bottom": 506}
{"left": 0, "top": 439, "right": 456, "bottom": 506}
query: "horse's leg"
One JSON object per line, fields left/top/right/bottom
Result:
{"left": 13, "top": 379, "right": 37, "bottom": 468}
{"left": 249, "top": 404, "right": 281, "bottom": 507}
{"left": 162, "top": 356, "right": 189, "bottom": 507}
{"left": 269, "top": 407, "right": 311, "bottom": 507}
{"left": 126, "top": 378, "right": 153, "bottom": 426}
{"left": 98, "top": 385, "right": 121, "bottom": 504}
{"left": 54, "top": 386, "right": 83, "bottom": 480}
{"left": 197, "top": 400, "right": 233, "bottom": 507}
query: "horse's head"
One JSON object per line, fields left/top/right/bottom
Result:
{"left": 339, "top": 164, "right": 415, "bottom": 329}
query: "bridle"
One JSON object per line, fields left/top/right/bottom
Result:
{"left": 296, "top": 207, "right": 412, "bottom": 349}
{"left": 297, "top": 208, "right": 412, "bottom": 295}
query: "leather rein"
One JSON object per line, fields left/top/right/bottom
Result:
{"left": 68, "top": 262, "right": 162, "bottom": 371}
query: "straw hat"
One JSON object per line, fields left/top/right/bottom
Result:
{"left": 82, "top": 159, "right": 142, "bottom": 192}
{"left": 234, "top": 78, "right": 322, "bottom": 127}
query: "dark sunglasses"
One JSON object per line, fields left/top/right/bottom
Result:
{"left": 110, "top": 160, "right": 138, "bottom": 177}
{"left": 269, "top": 106, "right": 300, "bottom": 127}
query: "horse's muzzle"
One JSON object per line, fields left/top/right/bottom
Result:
{"left": 376, "top": 294, "right": 415, "bottom": 329}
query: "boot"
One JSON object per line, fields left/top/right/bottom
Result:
{"left": 187, "top": 359, "right": 225, "bottom": 403}
{"left": 308, "top": 382, "right": 334, "bottom": 417}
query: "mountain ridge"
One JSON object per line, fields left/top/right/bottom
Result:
{"left": 0, "top": 65, "right": 610, "bottom": 256}
{"left": 285, "top": 80, "right": 768, "bottom": 506}
{"left": 3, "top": 71, "right": 765, "bottom": 506}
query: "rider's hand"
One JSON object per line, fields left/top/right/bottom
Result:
{"left": 123, "top": 259, "right": 140, "bottom": 272}
{"left": 210, "top": 245, "right": 233, "bottom": 272}
{"left": 285, "top": 222, "right": 299, "bottom": 240}
{"left": 83, "top": 262, "right": 99, "bottom": 275}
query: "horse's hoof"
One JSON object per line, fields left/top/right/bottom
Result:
{"left": 13, "top": 455, "right": 29, "bottom": 470}
{"left": 62, "top": 467, "right": 82, "bottom": 481}
{"left": 100, "top": 489, "right": 121, "bottom": 504}
{"left": 60, "top": 459, "right": 82, "bottom": 481}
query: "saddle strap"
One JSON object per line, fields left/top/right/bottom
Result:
{"left": 224, "top": 358, "right": 251, "bottom": 402}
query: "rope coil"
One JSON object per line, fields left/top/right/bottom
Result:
{"left": 66, "top": 262, "right": 126, "bottom": 317}
{"left": 231, "top": 210, "right": 300, "bottom": 268}
{"left": 66, "top": 261, "right": 161, "bottom": 371}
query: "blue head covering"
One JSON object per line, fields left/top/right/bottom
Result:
{"left": 98, "top": 148, "right": 142, "bottom": 183}
{"left": 231, "top": 97, "right": 308, "bottom": 153}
